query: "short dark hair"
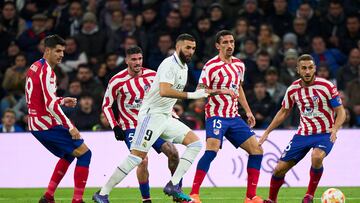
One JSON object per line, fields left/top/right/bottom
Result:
{"left": 215, "top": 30, "right": 234, "bottom": 43}
{"left": 77, "top": 63, "right": 91, "bottom": 70}
{"left": 44, "top": 34, "right": 65, "bottom": 48}
{"left": 256, "top": 49, "right": 270, "bottom": 58}
{"left": 176, "top": 33, "right": 195, "bottom": 43}
{"left": 126, "top": 46, "right": 143, "bottom": 56}
{"left": 297, "top": 54, "right": 314, "bottom": 63}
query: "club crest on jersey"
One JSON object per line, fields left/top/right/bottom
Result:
{"left": 312, "top": 96, "right": 319, "bottom": 103}
{"left": 213, "top": 129, "right": 220, "bottom": 135}
{"left": 142, "top": 142, "right": 147, "bottom": 148}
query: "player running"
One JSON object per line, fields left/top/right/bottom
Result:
{"left": 96, "top": 46, "right": 181, "bottom": 203}
{"left": 189, "top": 30, "right": 264, "bottom": 203}
{"left": 93, "top": 34, "right": 212, "bottom": 203}
{"left": 25, "top": 35, "right": 91, "bottom": 203}
{"left": 259, "top": 54, "right": 346, "bottom": 203}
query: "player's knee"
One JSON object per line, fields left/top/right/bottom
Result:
{"left": 250, "top": 145, "right": 263, "bottom": 155}
{"left": 311, "top": 154, "right": 324, "bottom": 166}
{"left": 273, "top": 167, "right": 286, "bottom": 177}
{"left": 76, "top": 149, "right": 92, "bottom": 167}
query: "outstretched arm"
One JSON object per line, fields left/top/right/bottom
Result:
{"left": 159, "top": 82, "right": 208, "bottom": 99}
{"left": 258, "top": 107, "right": 291, "bottom": 145}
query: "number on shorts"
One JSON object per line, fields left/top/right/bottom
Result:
{"left": 285, "top": 141, "right": 292, "bottom": 152}
{"left": 144, "top": 130, "right": 153, "bottom": 141}
{"left": 213, "top": 119, "right": 222, "bottom": 129}
{"left": 128, "top": 132, "right": 135, "bottom": 143}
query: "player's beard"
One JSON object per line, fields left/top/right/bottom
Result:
{"left": 179, "top": 49, "right": 192, "bottom": 64}
{"left": 301, "top": 74, "right": 315, "bottom": 85}
{"left": 131, "top": 65, "right": 141, "bottom": 73}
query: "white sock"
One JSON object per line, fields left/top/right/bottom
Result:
{"left": 100, "top": 154, "right": 142, "bottom": 195}
{"left": 171, "top": 141, "right": 202, "bottom": 184}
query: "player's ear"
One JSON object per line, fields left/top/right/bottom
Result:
{"left": 215, "top": 42, "right": 220, "bottom": 50}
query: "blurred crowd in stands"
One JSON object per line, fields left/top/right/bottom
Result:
{"left": 0, "top": 0, "right": 359, "bottom": 132}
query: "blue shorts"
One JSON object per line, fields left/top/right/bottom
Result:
{"left": 206, "top": 116, "right": 255, "bottom": 148}
{"left": 31, "top": 125, "right": 84, "bottom": 158}
{"left": 280, "top": 133, "right": 334, "bottom": 163}
{"left": 125, "top": 129, "right": 165, "bottom": 154}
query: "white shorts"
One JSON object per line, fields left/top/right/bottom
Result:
{"left": 130, "top": 113, "right": 191, "bottom": 152}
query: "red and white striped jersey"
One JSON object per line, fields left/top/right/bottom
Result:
{"left": 102, "top": 68, "right": 156, "bottom": 130}
{"left": 199, "top": 55, "right": 245, "bottom": 118}
{"left": 25, "top": 58, "right": 74, "bottom": 131}
{"left": 282, "top": 77, "right": 341, "bottom": 135}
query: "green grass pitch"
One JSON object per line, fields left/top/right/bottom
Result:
{"left": 0, "top": 187, "right": 359, "bottom": 203}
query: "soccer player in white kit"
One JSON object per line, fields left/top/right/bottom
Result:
{"left": 93, "top": 34, "right": 209, "bottom": 203}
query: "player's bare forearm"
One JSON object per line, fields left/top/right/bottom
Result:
{"left": 333, "top": 105, "right": 346, "bottom": 130}
{"left": 265, "top": 107, "right": 291, "bottom": 134}
{"left": 237, "top": 86, "right": 252, "bottom": 114}
{"left": 159, "top": 82, "right": 188, "bottom": 99}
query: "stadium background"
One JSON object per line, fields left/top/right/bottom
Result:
{"left": 0, "top": 0, "right": 359, "bottom": 202}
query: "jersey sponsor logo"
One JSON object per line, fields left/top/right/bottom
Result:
{"left": 302, "top": 106, "right": 319, "bottom": 117}
{"left": 174, "top": 84, "right": 186, "bottom": 90}
{"left": 125, "top": 97, "right": 143, "bottom": 109}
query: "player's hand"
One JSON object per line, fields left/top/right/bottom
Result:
{"left": 113, "top": 126, "right": 126, "bottom": 141}
{"left": 219, "top": 89, "right": 238, "bottom": 99}
{"left": 258, "top": 132, "right": 269, "bottom": 146}
{"left": 69, "top": 127, "right": 81, "bottom": 140}
{"left": 329, "top": 127, "right": 338, "bottom": 143}
{"left": 63, "top": 97, "right": 77, "bottom": 108}
{"left": 246, "top": 112, "right": 256, "bottom": 128}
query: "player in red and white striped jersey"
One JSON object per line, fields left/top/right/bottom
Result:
{"left": 190, "top": 30, "right": 264, "bottom": 203}
{"left": 26, "top": 35, "right": 91, "bottom": 203}
{"left": 99, "top": 46, "right": 180, "bottom": 203}
{"left": 259, "top": 54, "right": 346, "bottom": 203}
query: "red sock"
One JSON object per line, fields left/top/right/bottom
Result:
{"left": 190, "top": 170, "right": 207, "bottom": 195}
{"left": 72, "top": 166, "right": 89, "bottom": 203}
{"left": 306, "top": 167, "right": 323, "bottom": 196}
{"left": 45, "top": 159, "right": 71, "bottom": 199}
{"left": 269, "top": 175, "right": 285, "bottom": 201}
{"left": 246, "top": 168, "right": 260, "bottom": 199}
